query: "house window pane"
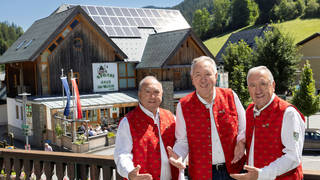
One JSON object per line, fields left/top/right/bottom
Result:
{"left": 16, "top": 105, "right": 19, "bottom": 119}
{"left": 119, "top": 79, "right": 127, "bottom": 88}
{"left": 128, "top": 79, "right": 135, "bottom": 88}
{"left": 127, "top": 63, "right": 135, "bottom": 77}
{"left": 92, "top": 109, "right": 98, "bottom": 122}
{"left": 21, "top": 106, "right": 23, "bottom": 120}
{"left": 119, "top": 63, "right": 126, "bottom": 77}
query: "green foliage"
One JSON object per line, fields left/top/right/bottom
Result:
{"left": 291, "top": 61, "right": 320, "bottom": 128}
{"left": 212, "top": 0, "right": 231, "bottom": 34}
{"left": 55, "top": 124, "right": 63, "bottom": 138}
{"left": 192, "top": 8, "right": 211, "bottom": 38}
{"left": 253, "top": 26, "right": 301, "bottom": 94}
{"left": 303, "top": 0, "right": 320, "bottom": 18}
{"left": 74, "top": 134, "right": 87, "bottom": 145}
{"left": 222, "top": 40, "right": 253, "bottom": 107}
{"left": 0, "top": 22, "right": 23, "bottom": 54}
{"left": 231, "top": 0, "right": 259, "bottom": 28}
{"left": 271, "top": 0, "right": 304, "bottom": 22}
{"left": 255, "top": 0, "right": 278, "bottom": 23}
{"left": 107, "top": 132, "right": 115, "bottom": 138}
{"left": 173, "top": 0, "right": 213, "bottom": 25}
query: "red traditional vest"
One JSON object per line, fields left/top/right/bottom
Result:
{"left": 246, "top": 96, "right": 305, "bottom": 180}
{"left": 180, "top": 88, "right": 245, "bottom": 180}
{"left": 125, "top": 106, "right": 179, "bottom": 180}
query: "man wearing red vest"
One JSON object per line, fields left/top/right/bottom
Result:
{"left": 231, "top": 66, "right": 305, "bottom": 180}
{"left": 167, "top": 56, "right": 246, "bottom": 179}
{"left": 114, "top": 76, "right": 182, "bottom": 180}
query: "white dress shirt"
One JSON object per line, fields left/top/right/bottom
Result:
{"left": 173, "top": 88, "right": 246, "bottom": 164}
{"left": 114, "top": 104, "right": 184, "bottom": 180}
{"left": 248, "top": 94, "right": 305, "bottom": 180}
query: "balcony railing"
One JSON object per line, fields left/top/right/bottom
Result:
{"left": 1, "top": 148, "right": 320, "bottom": 180}
{"left": 0, "top": 148, "right": 121, "bottom": 180}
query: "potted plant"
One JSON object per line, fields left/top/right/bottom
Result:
{"left": 55, "top": 124, "right": 63, "bottom": 146}
{"left": 107, "top": 132, "right": 116, "bottom": 146}
{"left": 72, "top": 134, "right": 89, "bottom": 153}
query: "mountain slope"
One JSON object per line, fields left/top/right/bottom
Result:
{"left": 173, "top": 0, "right": 213, "bottom": 24}
{"left": 204, "top": 18, "right": 320, "bottom": 56}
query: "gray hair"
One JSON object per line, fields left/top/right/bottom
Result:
{"left": 247, "top": 66, "right": 274, "bottom": 85}
{"left": 138, "top": 76, "right": 162, "bottom": 92}
{"left": 190, "top": 56, "right": 217, "bottom": 76}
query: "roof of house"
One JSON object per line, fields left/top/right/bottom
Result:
{"left": 297, "top": 32, "right": 320, "bottom": 46}
{"left": 216, "top": 25, "right": 272, "bottom": 64}
{"left": 0, "top": 6, "right": 127, "bottom": 64}
{"left": 136, "top": 28, "right": 214, "bottom": 69}
{"left": 54, "top": 4, "right": 191, "bottom": 62}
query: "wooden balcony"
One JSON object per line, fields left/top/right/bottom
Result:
{"left": 0, "top": 148, "right": 120, "bottom": 180}
{"left": 1, "top": 148, "right": 320, "bottom": 180}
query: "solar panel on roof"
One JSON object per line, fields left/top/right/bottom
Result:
{"left": 136, "top": 9, "right": 146, "bottom": 17}
{"left": 118, "top": 17, "right": 129, "bottom": 26}
{"left": 104, "top": 7, "right": 115, "bottom": 16}
{"left": 151, "top": 9, "right": 161, "bottom": 17}
{"left": 122, "top": 27, "right": 133, "bottom": 36}
{"left": 110, "top": 17, "right": 120, "bottom": 26}
{"left": 81, "top": 6, "right": 90, "bottom": 14}
{"left": 142, "top": 18, "right": 152, "bottom": 27}
{"left": 101, "top": 16, "right": 112, "bottom": 25}
{"left": 126, "top": 18, "right": 137, "bottom": 26}
{"left": 113, "top": 8, "right": 123, "bottom": 16}
{"left": 96, "top": 7, "right": 106, "bottom": 15}
{"left": 144, "top": 9, "right": 153, "bottom": 17}
{"left": 128, "top": 9, "right": 138, "bottom": 17}
{"left": 92, "top": 16, "right": 104, "bottom": 25}
{"left": 87, "top": 6, "right": 98, "bottom": 15}
{"left": 104, "top": 26, "right": 117, "bottom": 36}
{"left": 134, "top": 18, "right": 144, "bottom": 26}
{"left": 149, "top": 18, "right": 158, "bottom": 26}
{"left": 113, "top": 27, "right": 125, "bottom": 36}
{"left": 130, "top": 27, "right": 140, "bottom": 36}
{"left": 121, "top": 8, "right": 131, "bottom": 17}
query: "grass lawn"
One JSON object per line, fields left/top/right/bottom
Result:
{"left": 204, "top": 18, "right": 320, "bottom": 56}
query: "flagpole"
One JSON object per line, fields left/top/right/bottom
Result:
{"left": 61, "top": 69, "right": 67, "bottom": 136}
{"left": 71, "top": 69, "right": 76, "bottom": 142}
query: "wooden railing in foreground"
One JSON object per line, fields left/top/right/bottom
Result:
{"left": 1, "top": 148, "right": 320, "bottom": 180}
{"left": 0, "top": 148, "right": 121, "bottom": 180}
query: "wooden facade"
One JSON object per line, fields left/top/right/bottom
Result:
{"left": 137, "top": 36, "right": 207, "bottom": 91}
{"left": 5, "top": 14, "right": 125, "bottom": 98}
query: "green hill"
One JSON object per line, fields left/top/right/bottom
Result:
{"left": 204, "top": 18, "right": 320, "bottom": 56}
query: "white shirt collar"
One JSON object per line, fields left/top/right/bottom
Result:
{"left": 196, "top": 87, "right": 216, "bottom": 109}
{"left": 139, "top": 103, "right": 159, "bottom": 124}
{"left": 253, "top": 93, "right": 276, "bottom": 116}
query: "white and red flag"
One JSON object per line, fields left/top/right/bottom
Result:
{"left": 71, "top": 78, "right": 83, "bottom": 119}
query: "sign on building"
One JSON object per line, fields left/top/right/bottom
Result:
{"left": 92, "top": 63, "right": 118, "bottom": 92}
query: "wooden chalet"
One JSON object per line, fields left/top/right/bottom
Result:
{"left": 0, "top": 4, "right": 213, "bottom": 150}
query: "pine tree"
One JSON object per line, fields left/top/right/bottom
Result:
{"left": 222, "top": 40, "right": 253, "bottom": 107}
{"left": 292, "top": 60, "right": 320, "bottom": 129}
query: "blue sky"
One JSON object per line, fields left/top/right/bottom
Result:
{"left": 0, "top": 0, "right": 184, "bottom": 31}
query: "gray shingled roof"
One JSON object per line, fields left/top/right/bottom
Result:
{"left": 136, "top": 28, "right": 213, "bottom": 69}
{"left": 0, "top": 6, "right": 127, "bottom": 64}
{"left": 216, "top": 25, "right": 272, "bottom": 64}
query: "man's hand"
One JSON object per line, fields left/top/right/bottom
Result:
{"left": 231, "top": 139, "right": 245, "bottom": 164}
{"left": 128, "top": 165, "right": 153, "bottom": 180}
{"left": 230, "top": 165, "right": 259, "bottom": 180}
{"left": 167, "top": 146, "right": 186, "bottom": 169}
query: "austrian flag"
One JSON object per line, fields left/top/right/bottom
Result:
{"left": 71, "top": 78, "right": 83, "bottom": 119}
